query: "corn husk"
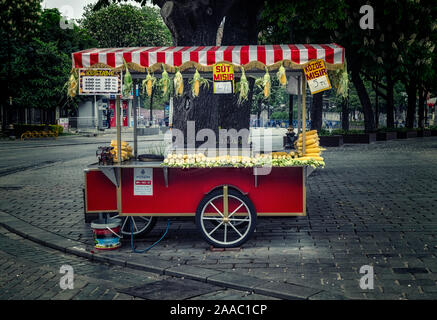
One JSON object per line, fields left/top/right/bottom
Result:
{"left": 142, "top": 69, "right": 156, "bottom": 97}
{"left": 174, "top": 69, "right": 183, "bottom": 97}
{"left": 329, "top": 61, "right": 349, "bottom": 98}
{"left": 122, "top": 60, "right": 133, "bottom": 97}
{"left": 65, "top": 69, "right": 78, "bottom": 98}
{"left": 158, "top": 65, "right": 171, "bottom": 96}
{"left": 276, "top": 64, "right": 287, "bottom": 87}
{"left": 236, "top": 66, "right": 249, "bottom": 104}
{"left": 255, "top": 67, "right": 271, "bottom": 99}
{"left": 189, "top": 69, "right": 210, "bottom": 98}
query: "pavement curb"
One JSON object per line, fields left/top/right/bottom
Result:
{"left": 0, "top": 210, "right": 347, "bottom": 300}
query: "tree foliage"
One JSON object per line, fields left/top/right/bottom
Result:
{"left": 81, "top": 3, "right": 172, "bottom": 47}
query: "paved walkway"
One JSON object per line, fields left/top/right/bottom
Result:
{"left": 0, "top": 226, "right": 278, "bottom": 300}
{"left": 1, "top": 136, "right": 437, "bottom": 299}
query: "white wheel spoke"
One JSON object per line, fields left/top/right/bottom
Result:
{"left": 138, "top": 217, "right": 151, "bottom": 223}
{"left": 121, "top": 217, "right": 128, "bottom": 231}
{"left": 131, "top": 217, "right": 139, "bottom": 232}
{"left": 208, "top": 221, "right": 224, "bottom": 236}
{"left": 202, "top": 217, "right": 224, "bottom": 221}
{"left": 224, "top": 224, "right": 227, "bottom": 243}
{"left": 228, "top": 217, "right": 249, "bottom": 222}
{"left": 228, "top": 221, "right": 243, "bottom": 238}
{"left": 209, "top": 202, "right": 224, "bottom": 217}
{"left": 228, "top": 203, "right": 244, "bottom": 218}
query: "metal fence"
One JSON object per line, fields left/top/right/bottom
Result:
{"left": 68, "top": 117, "right": 98, "bottom": 129}
{"left": 250, "top": 119, "right": 341, "bottom": 129}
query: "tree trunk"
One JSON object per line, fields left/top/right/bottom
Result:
{"left": 310, "top": 92, "right": 323, "bottom": 131}
{"left": 221, "top": 0, "right": 262, "bottom": 45}
{"left": 374, "top": 85, "right": 379, "bottom": 129}
{"left": 341, "top": 97, "right": 349, "bottom": 131}
{"left": 386, "top": 73, "right": 395, "bottom": 128}
{"left": 417, "top": 87, "right": 425, "bottom": 129}
{"left": 159, "top": 1, "right": 226, "bottom": 46}
{"left": 405, "top": 81, "right": 416, "bottom": 129}
{"left": 157, "top": 0, "right": 264, "bottom": 147}
{"left": 149, "top": 87, "right": 155, "bottom": 125}
{"left": 288, "top": 95, "right": 294, "bottom": 127}
{"left": 350, "top": 62, "right": 375, "bottom": 132}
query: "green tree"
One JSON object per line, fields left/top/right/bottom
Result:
{"left": 81, "top": 3, "right": 172, "bottom": 47}
{"left": 12, "top": 39, "right": 71, "bottom": 116}
{"left": 0, "top": 0, "right": 42, "bottom": 129}
{"left": 1, "top": 6, "right": 99, "bottom": 126}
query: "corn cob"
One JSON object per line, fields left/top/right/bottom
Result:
{"left": 255, "top": 67, "right": 271, "bottom": 99}
{"left": 174, "top": 69, "right": 183, "bottom": 97}
{"left": 158, "top": 65, "right": 171, "bottom": 96}
{"left": 276, "top": 64, "right": 287, "bottom": 87}
{"left": 189, "top": 69, "right": 210, "bottom": 98}
{"left": 65, "top": 69, "right": 78, "bottom": 98}
{"left": 142, "top": 69, "right": 156, "bottom": 97}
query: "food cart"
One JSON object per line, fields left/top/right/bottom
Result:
{"left": 72, "top": 44, "right": 345, "bottom": 248}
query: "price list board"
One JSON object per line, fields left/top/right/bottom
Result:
{"left": 79, "top": 69, "right": 122, "bottom": 95}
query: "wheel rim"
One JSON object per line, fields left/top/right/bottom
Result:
{"left": 113, "top": 216, "right": 154, "bottom": 235}
{"left": 200, "top": 194, "right": 252, "bottom": 246}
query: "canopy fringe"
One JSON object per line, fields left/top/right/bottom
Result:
{"left": 80, "top": 59, "right": 345, "bottom": 73}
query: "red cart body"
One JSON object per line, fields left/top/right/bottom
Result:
{"left": 84, "top": 165, "right": 306, "bottom": 217}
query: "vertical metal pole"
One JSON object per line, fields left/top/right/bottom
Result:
{"left": 302, "top": 72, "right": 307, "bottom": 155}
{"left": 94, "top": 94, "right": 98, "bottom": 130}
{"left": 115, "top": 95, "right": 122, "bottom": 214}
{"left": 297, "top": 75, "right": 302, "bottom": 135}
{"left": 116, "top": 95, "right": 122, "bottom": 162}
{"left": 133, "top": 81, "right": 138, "bottom": 159}
{"left": 223, "top": 185, "right": 228, "bottom": 219}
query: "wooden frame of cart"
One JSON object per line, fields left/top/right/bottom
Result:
{"left": 73, "top": 44, "right": 345, "bottom": 248}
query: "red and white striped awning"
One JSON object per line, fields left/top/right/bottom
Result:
{"left": 72, "top": 44, "right": 345, "bottom": 70}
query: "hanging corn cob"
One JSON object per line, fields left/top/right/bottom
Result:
{"left": 189, "top": 69, "right": 210, "bottom": 98}
{"left": 276, "top": 64, "right": 287, "bottom": 87}
{"left": 174, "top": 68, "right": 184, "bottom": 97}
{"left": 158, "top": 65, "right": 171, "bottom": 97}
{"left": 236, "top": 66, "right": 249, "bottom": 104}
{"left": 65, "top": 69, "right": 78, "bottom": 98}
{"left": 329, "top": 61, "right": 349, "bottom": 98}
{"left": 142, "top": 69, "right": 157, "bottom": 97}
{"left": 255, "top": 67, "right": 271, "bottom": 99}
{"left": 122, "top": 59, "right": 133, "bottom": 97}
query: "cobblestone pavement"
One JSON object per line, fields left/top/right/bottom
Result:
{"left": 1, "top": 136, "right": 437, "bottom": 299}
{"left": 0, "top": 226, "right": 276, "bottom": 300}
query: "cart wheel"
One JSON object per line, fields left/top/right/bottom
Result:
{"left": 113, "top": 216, "right": 157, "bottom": 237}
{"left": 196, "top": 187, "right": 256, "bottom": 248}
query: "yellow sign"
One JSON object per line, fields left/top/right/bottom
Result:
{"left": 303, "top": 59, "right": 331, "bottom": 94}
{"left": 213, "top": 63, "right": 234, "bottom": 94}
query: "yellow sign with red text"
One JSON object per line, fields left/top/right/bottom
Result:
{"left": 213, "top": 63, "right": 234, "bottom": 94}
{"left": 303, "top": 59, "right": 331, "bottom": 94}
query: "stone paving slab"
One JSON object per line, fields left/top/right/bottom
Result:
{"left": 206, "top": 272, "right": 269, "bottom": 291}
{"left": 165, "top": 265, "right": 223, "bottom": 281}
{"left": 253, "top": 281, "right": 322, "bottom": 300}
{"left": 118, "top": 278, "right": 223, "bottom": 300}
